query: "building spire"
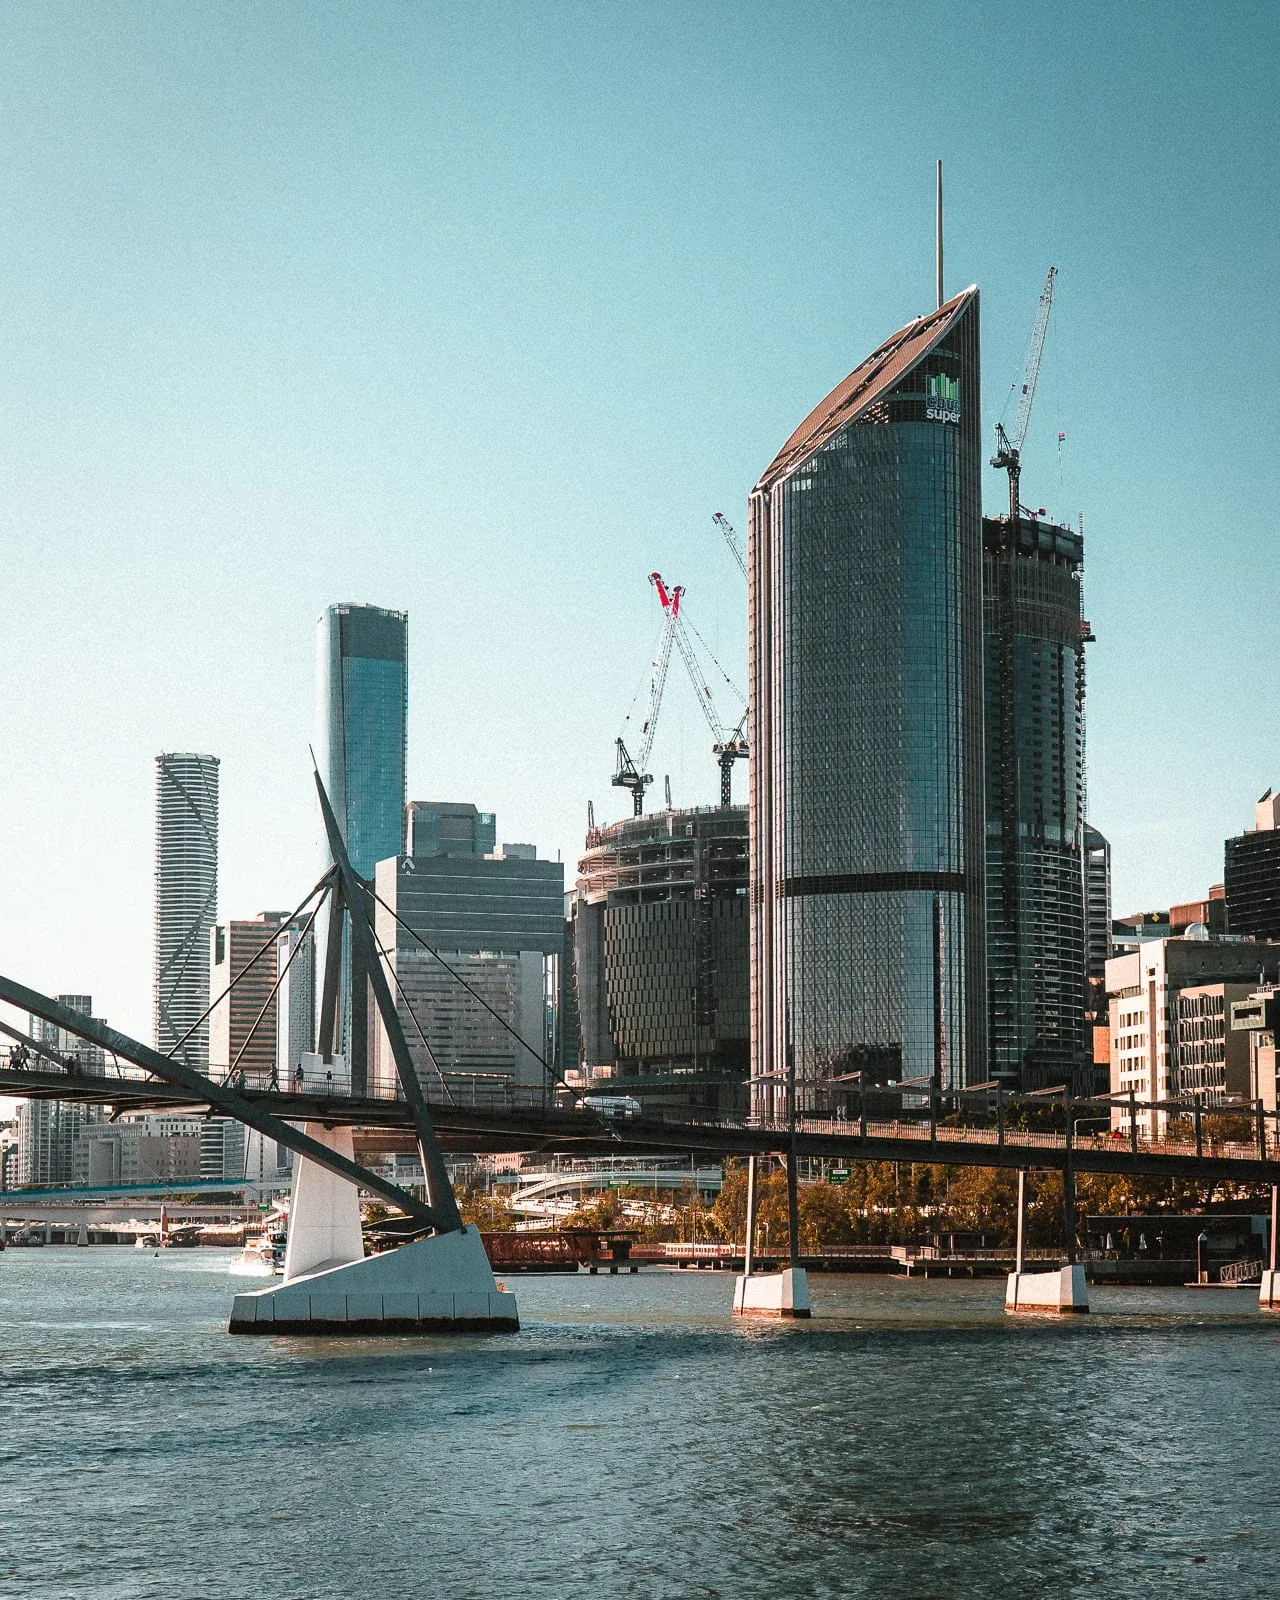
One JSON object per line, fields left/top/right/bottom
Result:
{"left": 936, "top": 159, "right": 944, "bottom": 310}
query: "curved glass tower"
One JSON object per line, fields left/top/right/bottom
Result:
{"left": 749, "top": 289, "right": 986, "bottom": 1108}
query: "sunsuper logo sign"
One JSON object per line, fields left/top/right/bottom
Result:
{"left": 925, "top": 372, "right": 960, "bottom": 424}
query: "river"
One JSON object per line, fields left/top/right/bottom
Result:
{"left": 0, "top": 1249, "right": 1276, "bottom": 1598}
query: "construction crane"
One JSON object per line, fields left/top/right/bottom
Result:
{"left": 712, "top": 512, "right": 747, "bottom": 579}
{"left": 991, "top": 266, "right": 1057, "bottom": 523}
{"left": 651, "top": 570, "right": 748, "bottom": 808}
{"left": 613, "top": 575, "right": 683, "bottom": 815}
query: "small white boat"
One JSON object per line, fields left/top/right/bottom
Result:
{"left": 229, "top": 1231, "right": 286, "bottom": 1277}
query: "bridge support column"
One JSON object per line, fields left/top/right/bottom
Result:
{"left": 1261, "top": 1186, "right": 1280, "bottom": 1312}
{"left": 1005, "top": 1168, "right": 1089, "bottom": 1315}
{"left": 230, "top": 1123, "right": 518, "bottom": 1336}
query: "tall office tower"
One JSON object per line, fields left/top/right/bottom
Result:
{"left": 316, "top": 604, "right": 408, "bottom": 1089}
{"left": 154, "top": 753, "right": 219, "bottom": 1069}
{"left": 983, "top": 514, "right": 1090, "bottom": 1090}
{"left": 372, "top": 821, "right": 564, "bottom": 1097}
{"left": 1224, "top": 789, "right": 1280, "bottom": 939}
{"left": 1084, "top": 825, "right": 1112, "bottom": 982}
{"left": 749, "top": 289, "right": 986, "bottom": 1109}
{"left": 208, "top": 912, "right": 288, "bottom": 1083}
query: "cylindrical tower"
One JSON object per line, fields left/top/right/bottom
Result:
{"left": 749, "top": 289, "right": 986, "bottom": 1111}
{"left": 154, "top": 752, "right": 219, "bottom": 1068}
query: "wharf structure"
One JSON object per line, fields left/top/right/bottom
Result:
{"left": 154, "top": 753, "right": 219, "bottom": 1070}
{"left": 748, "top": 288, "right": 987, "bottom": 1112}
{"left": 983, "top": 512, "right": 1091, "bottom": 1091}
{"left": 567, "top": 806, "right": 749, "bottom": 1113}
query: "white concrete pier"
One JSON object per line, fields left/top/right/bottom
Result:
{"left": 229, "top": 1225, "right": 519, "bottom": 1334}
{"left": 228, "top": 1122, "right": 517, "bottom": 1335}
{"left": 732, "top": 1267, "right": 811, "bottom": 1319}
{"left": 1259, "top": 1270, "right": 1280, "bottom": 1311}
{"left": 1005, "top": 1264, "right": 1089, "bottom": 1314}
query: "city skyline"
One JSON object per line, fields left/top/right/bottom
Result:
{"left": 1, "top": 4, "right": 1278, "bottom": 1043}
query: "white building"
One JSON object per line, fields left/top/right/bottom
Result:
{"left": 1107, "top": 935, "right": 1280, "bottom": 1138}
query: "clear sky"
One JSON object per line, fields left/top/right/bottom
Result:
{"left": 1, "top": 0, "right": 1277, "bottom": 1044}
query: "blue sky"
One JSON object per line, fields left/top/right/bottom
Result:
{"left": 1, "top": 1, "right": 1277, "bottom": 1040}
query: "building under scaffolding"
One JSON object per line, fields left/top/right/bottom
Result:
{"left": 566, "top": 806, "right": 748, "bottom": 1113}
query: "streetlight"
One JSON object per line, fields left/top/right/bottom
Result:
{"left": 1072, "top": 1114, "right": 1112, "bottom": 1143}
{"left": 1197, "top": 1230, "right": 1210, "bottom": 1285}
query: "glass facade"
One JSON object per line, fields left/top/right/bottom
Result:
{"left": 315, "top": 603, "right": 407, "bottom": 1082}
{"left": 750, "top": 291, "right": 987, "bottom": 1108}
{"left": 317, "top": 604, "right": 408, "bottom": 879}
{"left": 983, "top": 515, "right": 1088, "bottom": 1088}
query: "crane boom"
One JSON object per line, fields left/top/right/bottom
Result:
{"left": 712, "top": 512, "right": 748, "bottom": 579}
{"left": 654, "top": 570, "right": 749, "bottom": 808}
{"left": 991, "top": 266, "right": 1056, "bottom": 523}
{"left": 613, "top": 574, "right": 683, "bottom": 815}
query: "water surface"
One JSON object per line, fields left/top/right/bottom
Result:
{"left": 1, "top": 1250, "right": 1276, "bottom": 1598}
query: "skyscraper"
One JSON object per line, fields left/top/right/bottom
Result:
{"left": 316, "top": 604, "right": 408, "bottom": 878}
{"left": 316, "top": 604, "right": 408, "bottom": 1088}
{"left": 154, "top": 753, "right": 219, "bottom": 1069}
{"left": 749, "top": 289, "right": 987, "bottom": 1108}
{"left": 1224, "top": 789, "right": 1280, "bottom": 939}
{"left": 983, "top": 513, "right": 1089, "bottom": 1089}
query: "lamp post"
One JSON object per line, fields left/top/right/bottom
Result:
{"left": 1197, "top": 1230, "right": 1210, "bottom": 1285}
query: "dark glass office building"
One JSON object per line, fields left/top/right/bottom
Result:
{"left": 316, "top": 603, "right": 408, "bottom": 1086}
{"left": 1224, "top": 792, "right": 1280, "bottom": 939}
{"left": 749, "top": 289, "right": 987, "bottom": 1109}
{"left": 983, "top": 514, "right": 1089, "bottom": 1089}
{"left": 317, "top": 603, "right": 408, "bottom": 878}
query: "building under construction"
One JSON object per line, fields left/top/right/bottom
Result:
{"left": 983, "top": 512, "right": 1090, "bottom": 1089}
{"left": 565, "top": 806, "right": 748, "bottom": 1112}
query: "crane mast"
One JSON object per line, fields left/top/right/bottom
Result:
{"left": 991, "top": 265, "right": 1056, "bottom": 522}
{"left": 613, "top": 575, "right": 683, "bottom": 816}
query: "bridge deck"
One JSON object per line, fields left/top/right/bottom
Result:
{"left": 3, "top": 1066, "right": 1279, "bottom": 1183}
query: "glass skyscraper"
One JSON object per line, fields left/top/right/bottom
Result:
{"left": 749, "top": 289, "right": 987, "bottom": 1109}
{"left": 316, "top": 603, "right": 408, "bottom": 1086}
{"left": 316, "top": 603, "right": 408, "bottom": 879}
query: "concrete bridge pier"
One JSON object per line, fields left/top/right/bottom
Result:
{"left": 732, "top": 1152, "right": 811, "bottom": 1321}
{"left": 1260, "top": 1186, "right": 1280, "bottom": 1312}
{"left": 1005, "top": 1165, "right": 1088, "bottom": 1315}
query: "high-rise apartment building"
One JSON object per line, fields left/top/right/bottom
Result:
{"left": 316, "top": 604, "right": 408, "bottom": 1090}
{"left": 749, "top": 289, "right": 986, "bottom": 1108}
{"left": 154, "top": 753, "right": 219, "bottom": 1069}
{"left": 208, "top": 913, "right": 288, "bottom": 1083}
{"left": 1224, "top": 789, "right": 1280, "bottom": 939}
{"left": 983, "top": 514, "right": 1089, "bottom": 1089}
{"left": 1084, "top": 825, "right": 1112, "bottom": 983}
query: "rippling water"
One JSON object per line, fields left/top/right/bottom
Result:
{"left": 1, "top": 1249, "right": 1277, "bottom": 1598}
